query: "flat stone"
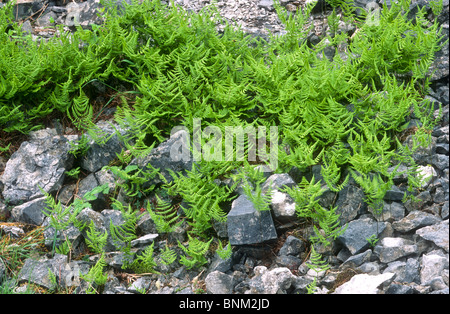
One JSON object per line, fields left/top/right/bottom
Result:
{"left": 337, "top": 217, "right": 387, "bottom": 255}
{"left": 333, "top": 272, "right": 396, "bottom": 294}
{"left": 374, "top": 237, "right": 418, "bottom": 263}
{"left": 392, "top": 211, "right": 441, "bottom": 233}
{"left": 416, "top": 220, "right": 449, "bottom": 252}
{"left": 227, "top": 194, "right": 277, "bottom": 245}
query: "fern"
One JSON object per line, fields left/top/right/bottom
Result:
{"left": 216, "top": 241, "right": 233, "bottom": 261}
{"left": 307, "top": 245, "right": 331, "bottom": 274}
{"left": 129, "top": 242, "right": 158, "bottom": 274}
{"left": 168, "top": 166, "right": 231, "bottom": 235}
{"left": 283, "top": 176, "right": 325, "bottom": 219}
{"left": 80, "top": 253, "right": 108, "bottom": 294}
{"left": 160, "top": 244, "right": 178, "bottom": 266}
{"left": 310, "top": 206, "right": 347, "bottom": 247}
{"left": 146, "top": 195, "right": 183, "bottom": 233}
{"left": 84, "top": 221, "right": 108, "bottom": 254}
{"left": 108, "top": 203, "right": 138, "bottom": 251}
{"left": 178, "top": 235, "right": 213, "bottom": 269}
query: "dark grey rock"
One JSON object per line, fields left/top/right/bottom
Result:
{"left": 227, "top": 194, "right": 277, "bottom": 245}
{"left": 384, "top": 185, "right": 405, "bottom": 201}
{"left": 386, "top": 283, "right": 415, "bottom": 294}
{"left": 278, "top": 235, "right": 305, "bottom": 256}
{"left": 341, "top": 249, "right": 372, "bottom": 269}
{"left": 131, "top": 130, "right": 193, "bottom": 186}
{"left": 392, "top": 211, "right": 442, "bottom": 233}
{"left": 430, "top": 154, "right": 449, "bottom": 171}
{"left": 18, "top": 254, "right": 90, "bottom": 291}
{"left": 374, "top": 237, "right": 418, "bottom": 263}
{"left": 335, "top": 184, "right": 367, "bottom": 225}
{"left": 205, "top": 270, "right": 234, "bottom": 294}
{"left": 261, "top": 173, "right": 296, "bottom": 194}
{"left": 1, "top": 128, "right": 77, "bottom": 205}
{"left": 416, "top": 220, "right": 449, "bottom": 252}
{"left": 80, "top": 120, "right": 129, "bottom": 173}
{"left": 10, "top": 196, "right": 47, "bottom": 226}
{"left": 337, "top": 217, "right": 387, "bottom": 255}
{"left": 275, "top": 254, "right": 302, "bottom": 269}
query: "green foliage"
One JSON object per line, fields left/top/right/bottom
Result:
{"left": 168, "top": 166, "right": 232, "bottom": 235}
{"left": 80, "top": 253, "right": 108, "bottom": 294}
{"left": 108, "top": 163, "right": 159, "bottom": 199}
{"left": 310, "top": 206, "right": 347, "bottom": 247}
{"left": 178, "top": 235, "right": 213, "bottom": 269}
{"left": 108, "top": 203, "right": 139, "bottom": 251}
{"left": 307, "top": 246, "right": 331, "bottom": 274}
{"left": 129, "top": 242, "right": 158, "bottom": 274}
{"left": 146, "top": 195, "right": 183, "bottom": 233}
{"left": 216, "top": 241, "right": 233, "bottom": 260}
{"left": 283, "top": 176, "right": 325, "bottom": 219}
{"left": 84, "top": 221, "right": 108, "bottom": 254}
{"left": 160, "top": 244, "right": 178, "bottom": 266}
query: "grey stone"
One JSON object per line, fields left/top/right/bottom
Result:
{"left": 404, "top": 135, "right": 436, "bottom": 165}
{"left": 341, "top": 249, "right": 372, "bottom": 269}
{"left": 384, "top": 185, "right": 405, "bottom": 201}
{"left": 80, "top": 120, "right": 129, "bottom": 173}
{"left": 1, "top": 128, "right": 77, "bottom": 205}
{"left": 374, "top": 237, "right": 418, "bottom": 263}
{"left": 333, "top": 272, "right": 396, "bottom": 294}
{"left": 130, "top": 234, "right": 158, "bottom": 248}
{"left": 205, "top": 271, "right": 234, "bottom": 294}
{"left": 430, "top": 154, "right": 449, "bottom": 171}
{"left": 335, "top": 184, "right": 367, "bottom": 225}
{"left": 278, "top": 235, "right": 305, "bottom": 256}
{"left": 10, "top": 196, "right": 47, "bottom": 226}
{"left": 42, "top": 215, "right": 85, "bottom": 256}
{"left": 258, "top": 0, "right": 275, "bottom": 11}
{"left": 420, "top": 251, "right": 449, "bottom": 285}
{"left": 227, "top": 194, "right": 277, "bottom": 245}
{"left": 0, "top": 258, "right": 6, "bottom": 283}
{"left": 127, "top": 276, "right": 153, "bottom": 293}
{"left": 261, "top": 173, "right": 296, "bottom": 194}
{"left": 76, "top": 208, "right": 126, "bottom": 252}
{"left": 337, "top": 217, "right": 387, "bottom": 255}
{"left": 248, "top": 266, "right": 294, "bottom": 294}
{"left": 131, "top": 130, "right": 193, "bottom": 186}
{"left": 270, "top": 190, "right": 296, "bottom": 222}
{"left": 275, "top": 255, "right": 302, "bottom": 269}
{"left": 386, "top": 283, "right": 415, "bottom": 294}
{"left": 392, "top": 211, "right": 442, "bottom": 233}
{"left": 416, "top": 219, "right": 449, "bottom": 252}
{"left": 0, "top": 224, "right": 25, "bottom": 238}
{"left": 371, "top": 201, "right": 405, "bottom": 222}
{"left": 36, "top": 11, "right": 57, "bottom": 27}
{"left": 442, "top": 201, "right": 449, "bottom": 219}
{"left": 18, "top": 254, "right": 90, "bottom": 290}
{"left": 207, "top": 252, "right": 234, "bottom": 274}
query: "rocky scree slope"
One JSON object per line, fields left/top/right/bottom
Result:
{"left": 0, "top": 0, "right": 449, "bottom": 294}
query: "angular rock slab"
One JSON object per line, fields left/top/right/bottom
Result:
{"left": 373, "top": 237, "right": 418, "bottom": 263}
{"left": 333, "top": 272, "right": 396, "bottom": 294}
{"left": 227, "top": 194, "right": 277, "bottom": 245}
{"left": 337, "top": 217, "right": 387, "bottom": 255}
{"left": 130, "top": 130, "right": 193, "bottom": 186}
{"left": 1, "top": 128, "right": 77, "bottom": 205}
{"left": 416, "top": 220, "right": 449, "bottom": 252}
